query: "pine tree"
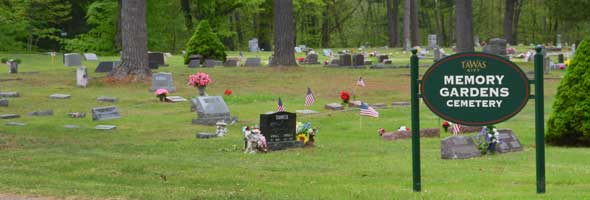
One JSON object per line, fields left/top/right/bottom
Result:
{"left": 547, "top": 39, "right": 590, "bottom": 146}
{"left": 184, "top": 20, "right": 227, "bottom": 64}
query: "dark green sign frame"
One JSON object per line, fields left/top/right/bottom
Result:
{"left": 409, "top": 47, "right": 546, "bottom": 194}
{"left": 421, "top": 52, "right": 530, "bottom": 126}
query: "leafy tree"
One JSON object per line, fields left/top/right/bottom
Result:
{"left": 10, "top": 0, "right": 72, "bottom": 51}
{"left": 63, "top": 0, "right": 118, "bottom": 53}
{"left": 184, "top": 20, "right": 227, "bottom": 64}
{"left": 547, "top": 39, "right": 590, "bottom": 146}
{"left": 110, "top": 0, "right": 149, "bottom": 81}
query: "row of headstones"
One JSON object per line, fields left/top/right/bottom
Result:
{"left": 325, "top": 54, "right": 395, "bottom": 68}
{"left": 0, "top": 92, "right": 121, "bottom": 130}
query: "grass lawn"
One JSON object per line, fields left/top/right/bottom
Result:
{"left": 0, "top": 49, "right": 588, "bottom": 199}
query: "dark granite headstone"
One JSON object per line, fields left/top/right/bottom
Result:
{"left": 392, "top": 101, "right": 410, "bottom": 106}
{"left": 260, "top": 111, "right": 303, "bottom": 150}
{"left": 558, "top": 54, "right": 564, "bottom": 63}
{"left": 188, "top": 60, "right": 200, "bottom": 68}
{"left": 188, "top": 55, "right": 202, "bottom": 63}
{"left": 95, "top": 61, "right": 120, "bottom": 73}
{"left": 8, "top": 62, "right": 17, "bottom": 74}
{"left": 148, "top": 52, "right": 166, "bottom": 66}
{"left": 383, "top": 59, "right": 393, "bottom": 64}
{"left": 0, "top": 114, "right": 20, "bottom": 119}
{"left": 149, "top": 72, "right": 176, "bottom": 92}
{"left": 244, "top": 58, "right": 261, "bottom": 67}
{"left": 378, "top": 55, "right": 389, "bottom": 63}
{"left": 191, "top": 96, "right": 238, "bottom": 125}
{"left": 91, "top": 106, "right": 121, "bottom": 121}
{"left": 97, "top": 97, "right": 118, "bottom": 103}
{"left": 0, "top": 99, "right": 7, "bottom": 107}
{"left": 441, "top": 135, "right": 482, "bottom": 159}
{"left": 196, "top": 132, "right": 217, "bottom": 139}
{"left": 352, "top": 54, "right": 364, "bottom": 66}
{"left": 339, "top": 54, "right": 352, "bottom": 66}
{"left": 224, "top": 58, "right": 239, "bottom": 67}
{"left": 303, "top": 53, "right": 319, "bottom": 64}
{"left": 203, "top": 59, "right": 218, "bottom": 67}
{"left": 495, "top": 129, "right": 523, "bottom": 153}
{"left": 482, "top": 38, "right": 507, "bottom": 57}
{"left": 382, "top": 128, "right": 440, "bottom": 141}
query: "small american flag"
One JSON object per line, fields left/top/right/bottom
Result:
{"left": 277, "top": 97, "right": 286, "bottom": 112}
{"left": 360, "top": 102, "right": 379, "bottom": 118}
{"left": 451, "top": 123, "right": 462, "bottom": 135}
{"left": 304, "top": 87, "right": 315, "bottom": 107}
{"left": 357, "top": 77, "right": 366, "bottom": 87}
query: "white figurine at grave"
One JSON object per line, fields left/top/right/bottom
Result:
{"left": 216, "top": 121, "right": 228, "bottom": 137}
{"left": 244, "top": 125, "right": 267, "bottom": 153}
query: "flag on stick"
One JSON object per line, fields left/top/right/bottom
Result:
{"left": 277, "top": 97, "right": 286, "bottom": 112}
{"left": 360, "top": 102, "right": 379, "bottom": 118}
{"left": 304, "top": 87, "right": 315, "bottom": 107}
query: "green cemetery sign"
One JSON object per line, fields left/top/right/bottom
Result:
{"left": 421, "top": 52, "right": 530, "bottom": 126}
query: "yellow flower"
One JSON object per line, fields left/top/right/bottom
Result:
{"left": 565, "top": 59, "right": 571, "bottom": 66}
{"left": 296, "top": 134, "right": 308, "bottom": 144}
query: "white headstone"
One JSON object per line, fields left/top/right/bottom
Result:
{"left": 149, "top": 72, "right": 176, "bottom": 92}
{"left": 64, "top": 53, "right": 82, "bottom": 66}
{"left": 76, "top": 66, "right": 88, "bottom": 87}
{"left": 83, "top": 53, "right": 98, "bottom": 61}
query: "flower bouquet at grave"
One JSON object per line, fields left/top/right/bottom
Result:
{"left": 155, "top": 88, "right": 169, "bottom": 102}
{"left": 296, "top": 122, "right": 318, "bottom": 146}
{"left": 188, "top": 72, "right": 211, "bottom": 96}
{"left": 474, "top": 125, "right": 499, "bottom": 155}
{"left": 340, "top": 91, "right": 350, "bottom": 106}
{"left": 442, "top": 121, "right": 450, "bottom": 132}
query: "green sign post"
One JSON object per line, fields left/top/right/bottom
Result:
{"left": 410, "top": 47, "right": 545, "bottom": 193}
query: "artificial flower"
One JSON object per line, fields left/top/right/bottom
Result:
{"left": 188, "top": 72, "right": 211, "bottom": 87}
{"left": 224, "top": 89, "right": 233, "bottom": 96}
{"left": 340, "top": 91, "right": 350, "bottom": 104}
{"left": 296, "top": 133, "right": 309, "bottom": 144}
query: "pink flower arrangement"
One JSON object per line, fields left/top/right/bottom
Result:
{"left": 188, "top": 72, "right": 211, "bottom": 87}
{"left": 155, "top": 88, "right": 169, "bottom": 102}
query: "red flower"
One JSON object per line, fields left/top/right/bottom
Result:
{"left": 340, "top": 91, "right": 350, "bottom": 103}
{"left": 297, "top": 57, "right": 305, "bottom": 62}
{"left": 442, "top": 121, "right": 450, "bottom": 126}
{"left": 224, "top": 89, "right": 232, "bottom": 96}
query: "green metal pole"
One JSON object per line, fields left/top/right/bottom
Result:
{"left": 410, "top": 49, "right": 421, "bottom": 192}
{"left": 534, "top": 46, "right": 546, "bottom": 193}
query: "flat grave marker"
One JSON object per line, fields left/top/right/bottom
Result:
{"left": 91, "top": 106, "right": 121, "bottom": 121}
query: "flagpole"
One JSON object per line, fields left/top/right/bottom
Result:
{"left": 359, "top": 114, "right": 362, "bottom": 129}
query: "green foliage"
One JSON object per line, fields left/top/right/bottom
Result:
{"left": 547, "top": 39, "right": 590, "bottom": 146}
{"left": 13, "top": 0, "right": 72, "bottom": 51}
{"left": 184, "top": 20, "right": 227, "bottom": 64}
{"left": 63, "top": 0, "right": 117, "bottom": 53}
{"left": 1, "top": 58, "right": 22, "bottom": 64}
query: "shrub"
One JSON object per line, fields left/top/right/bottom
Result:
{"left": 184, "top": 20, "right": 226, "bottom": 64}
{"left": 547, "top": 39, "right": 590, "bottom": 146}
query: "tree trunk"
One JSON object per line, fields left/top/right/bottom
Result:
{"left": 387, "top": 0, "right": 400, "bottom": 47}
{"left": 503, "top": 0, "right": 515, "bottom": 45}
{"left": 271, "top": 0, "right": 296, "bottom": 67}
{"left": 512, "top": 0, "right": 523, "bottom": 44}
{"left": 403, "top": 0, "right": 411, "bottom": 50}
{"left": 235, "top": 11, "right": 243, "bottom": 50}
{"left": 115, "top": 0, "right": 122, "bottom": 50}
{"left": 321, "top": 3, "right": 330, "bottom": 48}
{"left": 110, "top": 0, "right": 149, "bottom": 81}
{"left": 410, "top": 0, "right": 419, "bottom": 46}
{"left": 180, "top": 0, "right": 193, "bottom": 31}
{"left": 455, "top": 0, "right": 474, "bottom": 52}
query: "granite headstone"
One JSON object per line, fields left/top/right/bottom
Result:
{"left": 260, "top": 111, "right": 303, "bottom": 150}
{"left": 91, "top": 106, "right": 121, "bottom": 121}
{"left": 191, "top": 96, "right": 238, "bottom": 125}
{"left": 76, "top": 66, "right": 88, "bottom": 87}
{"left": 149, "top": 72, "right": 176, "bottom": 92}
{"left": 64, "top": 53, "right": 82, "bottom": 66}
{"left": 441, "top": 135, "right": 482, "bottom": 159}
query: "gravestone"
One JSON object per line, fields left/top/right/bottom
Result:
{"left": 392, "top": 101, "right": 410, "bottom": 106}
{"left": 8, "top": 61, "right": 17, "bottom": 74}
{"left": 371, "top": 103, "right": 387, "bottom": 109}
{"left": 76, "top": 67, "right": 88, "bottom": 87}
{"left": 49, "top": 94, "right": 71, "bottom": 99}
{"left": 203, "top": 59, "right": 218, "bottom": 67}
{"left": 95, "top": 125, "right": 117, "bottom": 130}
{"left": 224, "top": 58, "right": 239, "bottom": 67}
{"left": 248, "top": 38, "right": 259, "bottom": 52}
{"left": 95, "top": 61, "right": 121, "bottom": 73}
{"left": 474, "top": 36, "right": 481, "bottom": 47}
{"left": 352, "top": 54, "right": 364, "bottom": 66}
{"left": 325, "top": 103, "right": 343, "bottom": 110}
{"left": 5, "top": 122, "right": 26, "bottom": 126}
{"left": 64, "top": 53, "right": 82, "bottom": 66}
{"left": 149, "top": 72, "right": 176, "bottom": 92}
{"left": 322, "top": 49, "right": 333, "bottom": 56}
{"left": 382, "top": 128, "right": 440, "bottom": 141}
{"left": 188, "top": 60, "right": 200, "bottom": 68}
{"left": 303, "top": 53, "right": 319, "bottom": 64}
{"left": 558, "top": 54, "right": 564, "bottom": 63}
{"left": 383, "top": 59, "right": 393, "bottom": 64}
{"left": 191, "top": 96, "right": 238, "bottom": 125}
{"left": 441, "top": 135, "right": 482, "bottom": 159}
{"left": 434, "top": 48, "right": 441, "bottom": 62}
{"left": 84, "top": 53, "right": 98, "bottom": 61}
{"left": 187, "top": 55, "right": 202, "bottom": 64}
{"left": 348, "top": 100, "right": 362, "bottom": 108}
{"left": 64, "top": 125, "right": 80, "bottom": 129}
{"left": 482, "top": 38, "right": 507, "bottom": 57}
{"left": 556, "top": 34, "right": 562, "bottom": 48}
{"left": 0, "top": 99, "right": 7, "bottom": 107}
{"left": 0, "top": 114, "right": 20, "bottom": 119}
{"left": 260, "top": 112, "right": 303, "bottom": 150}
{"left": 244, "top": 58, "right": 261, "bottom": 67}
{"left": 196, "top": 132, "right": 217, "bottom": 139}
{"left": 295, "top": 109, "right": 319, "bottom": 115}
{"left": 495, "top": 129, "right": 523, "bottom": 153}
{"left": 97, "top": 96, "right": 118, "bottom": 103}
{"left": 339, "top": 54, "right": 352, "bottom": 66}
{"left": 364, "top": 61, "right": 373, "bottom": 65}
{"left": 378, "top": 55, "right": 389, "bottom": 63}
{"left": 148, "top": 52, "right": 166, "bottom": 66}
{"left": 91, "top": 106, "right": 121, "bottom": 121}
{"left": 165, "top": 96, "right": 187, "bottom": 102}
{"left": 28, "top": 110, "right": 53, "bottom": 116}
{"left": 428, "top": 34, "right": 438, "bottom": 49}
{"left": 68, "top": 112, "right": 86, "bottom": 118}
{"left": 543, "top": 56, "right": 551, "bottom": 74}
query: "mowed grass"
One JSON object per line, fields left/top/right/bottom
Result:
{"left": 0, "top": 50, "right": 588, "bottom": 200}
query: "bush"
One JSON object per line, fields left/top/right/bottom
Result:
{"left": 184, "top": 20, "right": 227, "bottom": 64}
{"left": 547, "top": 39, "right": 590, "bottom": 146}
